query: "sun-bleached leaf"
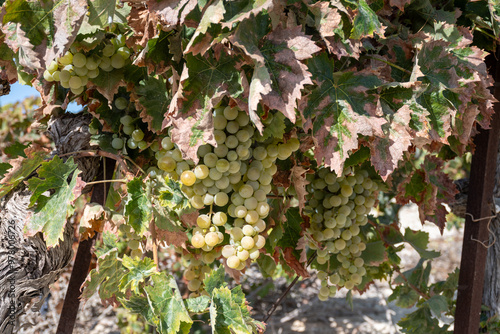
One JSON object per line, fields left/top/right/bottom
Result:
{"left": 290, "top": 165, "right": 309, "bottom": 213}
{"left": 164, "top": 50, "right": 243, "bottom": 163}
{"left": 147, "top": 0, "right": 197, "bottom": 31}
{"left": 369, "top": 105, "right": 413, "bottom": 180}
{"left": 302, "top": 53, "right": 385, "bottom": 175}
{"left": 260, "top": 25, "right": 320, "bottom": 123}
{"left": 184, "top": 0, "right": 225, "bottom": 55}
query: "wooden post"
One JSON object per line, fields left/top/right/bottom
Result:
{"left": 454, "top": 50, "right": 500, "bottom": 334}
{"left": 56, "top": 158, "right": 115, "bottom": 334}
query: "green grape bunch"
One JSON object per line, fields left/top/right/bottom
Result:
{"left": 305, "top": 166, "right": 379, "bottom": 301}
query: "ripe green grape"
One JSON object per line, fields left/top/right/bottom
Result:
{"left": 112, "top": 137, "right": 124, "bottom": 150}
{"left": 115, "top": 97, "right": 128, "bottom": 110}
{"left": 181, "top": 171, "right": 196, "bottom": 186}
{"left": 111, "top": 53, "right": 125, "bottom": 69}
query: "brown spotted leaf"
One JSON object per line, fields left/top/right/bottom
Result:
{"left": 290, "top": 165, "right": 309, "bottom": 213}
{"left": 301, "top": 53, "right": 385, "bottom": 175}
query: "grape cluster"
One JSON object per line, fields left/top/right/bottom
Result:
{"left": 181, "top": 253, "right": 216, "bottom": 297}
{"left": 119, "top": 223, "right": 144, "bottom": 259}
{"left": 156, "top": 105, "right": 298, "bottom": 274}
{"left": 304, "top": 166, "right": 379, "bottom": 301}
{"left": 43, "top": 35, "right": 131, "bottom": 95}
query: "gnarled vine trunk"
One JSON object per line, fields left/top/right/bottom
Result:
{"left": 0, "top": 112, "right": 99, "bottom": 333}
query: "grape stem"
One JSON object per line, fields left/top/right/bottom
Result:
{"left": 394, "top": 268, "right": 430, "bottom": 300}
{"left": 150, "top": 218, "right": 159, "bottom": 271}
{"left": 57, "top": 149, "right": 144, "bottom": 174}
{"left": 263, "top": 251, "right": 318, "bottom": 323}
{"left": 84, "top": 179, "right": 127, "bottom": 186}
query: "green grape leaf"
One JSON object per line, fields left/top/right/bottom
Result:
{"left": 125, "top": 178, "right": 152, "bottom": 236}
{"left": 26, "top": 156, "right": 78, "bottom": 207}
{"left": 82, "top": 247, "right": 126, "bottom": 302}
{"left": 4, "top": 141, "right": 29, "bottom": 158}
{"left": 0, "top": 149, "right": 47, "bottom": 199}
{"left": 276, "top": 207, "right": 309, "bottom": 277}
{"left": 0, "top": 162, "right": 12, "bottom": 180}
{"left": 222, "top": 0, "right": 273, "bottom": 28}
{"left": 186, "top": 295, "right": 211, "bottom": 313}
{"left": 165, "top": 50, "right": 243, "bottom": 163}
{"left": 210, "top": 287, "right": 251, "bottom": 334}
{"left": 87, "top": 0, "right": 131, "bottom": 28}
{"left": 91, "top": 67, "right": 127, "bottom": 103}
{"left": 255, "top": 112, "right": 286, "bottom": 142}
{"left": 120, "top": 256, "right": 158, "bottom": 294}
{"left": 136, "top": 76, "right": 170, "bottom": 133}
{"left": 203, "top": 266, "right": 227, "bottom": 296}
{"left": 350, "top": 0, "right": 384, "bottom": 39}
{"left": 256, "top": 254, "right": 276, "bottom": 278}
{"left": 424, "top": 295, "right": 448, "bottom": 317}
{"left": 302, "top": 53, "right": 385, "bottom": 175}
{"left": 25, "top": 157, "right": 81, "bottom": 247}
{"left": 390, "top": 285, "right": 420, "bottom": 308}
{"left": 403, "top": 228, "right": 440, "bottom": 260}
{"left": 360, "top": 240, "right": 386, "bottom": 264}
{"left": 122, "top": 273, "right": 193, "bottom": 334}
{"left": 398, "top": 306, "right": 448, "bottom": 333}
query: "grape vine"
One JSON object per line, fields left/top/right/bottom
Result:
{"left": 0, "top": 0, "right": 499, "bottom": 333}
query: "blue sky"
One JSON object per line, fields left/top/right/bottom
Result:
{"left": 0, "top": 82, "right": 83, "bottom": 112}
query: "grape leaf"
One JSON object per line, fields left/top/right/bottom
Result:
{"left": 25, "top": 157, "right": 81, "bottom": 247}
{"left": 186, "top": 295, "right": 210, "bottom": 313}
{"left": 403, "top": 228, "right": 440, "bottom": 260}
{"left": 222, "top": 0, "right": 273, "bottom": 28}
{"left": 203, "top": 266, "right": 227, "bottom": 296}
{"left": 165, "top": 50, "right": 243, "bottom": 163}
{"left": 360, "top": 240, "right": 386, "bottom": 265}
{"left": 184, "top": 0, "right": 225, "bottom": 55}
{"left": 0, "top": 148, "right": 47, "bottom": 199}
{"left": 140, "top": 273, "right": 193, "bottom": 334}
{"left": 369, "top": 105, "right": 413, "bottom": 180}
{"left": 0, "top": 162, "right": 12, "bottom": 180}
{"left": 396, "top": 156, "right": 457, "bottom": 232}
{"left": 147, "top": 0, "right": 198, "bottom": 31}
{"left": 210, "top": 287, "right": 252, "bottom": 334}
{"left": 91, "top": 67, "right": 127, "bottom": 103}
{"left": 120, "top": 256, "right": 158, "bottom": 294}
{"left": 2, "top": 0, "right": 87, "bottom": 72}
{"left": 290, "top": 165, "right": 309, "bottom": 214}
{"left": 277, "top": 207, "right": 309, "bottom": 277}
{"left": 82, "top": 247, "right": 126, "bottom": 303}
{"left": 302, "top": 53, "right": 385, "bottom": 175}
{"left": 4, "top": 141, "right": 29, "bottom": 158}
{"left": 125, "top": 178, "right": 152, "bottom": 236}
{"left": 87, "top": 0, "right": 131, "bottom": 28}
{"left": 136, "top": 76, "right": 170, "bottom": 133}
{"left": 350, "top": 0, "right": 385, "bottom": 39}
{"left": 260, "top": 25, "right": 320, "bottom": 123}
{"left": 255, "top": 111, "right": 286, "bottom": 141}
{"left": 26, "top": 156, "right": 77, "bottom": 207}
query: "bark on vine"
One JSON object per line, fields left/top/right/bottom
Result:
{"left": 0, "top": 111, "right": 99, "bottom": 333}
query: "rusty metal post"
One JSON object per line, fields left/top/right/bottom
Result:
{"left": 454, "top": 50, "right": 500, "bottom": 334}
